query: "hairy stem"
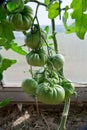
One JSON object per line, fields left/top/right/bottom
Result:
{"left": 51, "top": 19, "right": 59, "bottom": 53}
{"left": 58, "top": 98, "right": 70, "bottom": 130}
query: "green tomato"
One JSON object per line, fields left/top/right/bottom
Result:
{"left": 8, "top": 5, "right": 33, "bottom": 31}
{"left": 51, "top": 54, "right": 65, "bottom": 71}
{"left": 36, "top": 82, "right": 65, "bottom": 104}
{"left": 7, "top": 0, "right": 24, "bottom": 13}
{"left": 21, "top": 78, "right": 38, "bottom": 95}
{"left": 26, "top": 49, "right": 48, "bottom": 67}
{"left": 25, "top": 26, "right": 47, "bottom": 49}
{"left": 61, "top": 80, "right": 75, "bottom": 100}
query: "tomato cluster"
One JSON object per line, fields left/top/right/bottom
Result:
{"left": 21, "top": 21, "right": 75, "bottom": 105}
{"left": 6, "top": 0, "right": 75, "bottom": 105}
{"left": 22, "top": 67, "right": 75, "bottom": 104}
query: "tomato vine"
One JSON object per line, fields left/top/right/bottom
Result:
{"left": 0, "top": 0, "right": 87, "bottom": 130}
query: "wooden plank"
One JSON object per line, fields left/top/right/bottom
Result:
{"left": 0, "top": 85, "right": 87, "bottom": 104}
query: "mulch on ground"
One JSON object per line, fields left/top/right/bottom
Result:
{"left": 0, "top": 103, "right": 87, "bottom": 130}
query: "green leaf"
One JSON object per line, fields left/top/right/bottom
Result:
{"left": 0, "top": 99, "right": 11, "bottom": 108}
{"left": 42, "top": 42, "right": 47, "bottom": 46}
{"left": 11, "top": 41, "right": 27, "bottom": 55}
{"left": 3, "top": 41, "right": 12, "bottom": 50}
{"left": 48, "top": 43, "right": 54, "bottom": 46}
{"left": 0, "top": 38, "right": 7, "bottom": 46}
{"left": 62, "top": 10, "right": 69, "bottom": 30}
{"left": 0, "top": 23, "right": 3, "bottom": 36}
{"left": 48, "top": 2, "right": 59, "bottom": 19}
{"left": 7, "top": 1, "right": 19, "bottom": 12}
{"left": 44, "top": 26, "right": 49, "bottom": 34}
{"left": 48, "top": 35, "right": 53, "bottom": 39}
{"left": 44, "top": 0, "right": 50, "bottom": 5}
{"left": 0, "top": 21, "right": 14, "bottom": 41}
{"left": 66, "top": 23, "right": 75, "bottom": 34}
{"left": 0, "top": 73, "right": 3, "bottom": 81}
{"left": 7, "top": 0, "right": 24, "bottom": 12}
{"left": 0, "top": 6, "right": 7, "bottom": 21}
{"left": 0, "top": 58, "right": 17, "bottom": 73}
{"left": 0, "top": 21, "right": 15, "bottom": 49}
{"left": 71, "top": 0, "right": 87, "bottom": 39}
{"left": 0, "top": 39, "right": 12, "bottom": 50}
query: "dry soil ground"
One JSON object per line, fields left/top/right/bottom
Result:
{"left": 0, "top": 104, "right": 87, "bottom": 130}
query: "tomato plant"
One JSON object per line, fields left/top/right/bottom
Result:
{"left": 0, "top": 0, "right": 87, "bottom": 130}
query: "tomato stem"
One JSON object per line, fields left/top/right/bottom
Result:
{"left": 32, "top": 4, "right": 40, "bottom": 28}
{"left": 58, "top": 98, "right": 70, "bottom": 130}
{"left": 29, "top": 0, "right": 47, "bottom": 7}
{"left": 51, "top": 19, "right": 59, "bottom": 54}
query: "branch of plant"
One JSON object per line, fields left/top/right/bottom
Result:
{"left": 29, "top": 0, "right": 47, "bottom": 7}
{"left": 58, "top": 72, "right": 87, "bottom": 86}
{"left": 41, "top": 34, "right": 54, "bottom": 56}
{"left": 59, "top": 0, "right": 62, "bottom": 20}
{"left": 33, "top": 3, "right": 39, "bottom": 24}
{"left": 58, "top": 98, "right": 70, "bottom": 130}
{"left": 51, "top": 19, "right": 58, "bottom": 53}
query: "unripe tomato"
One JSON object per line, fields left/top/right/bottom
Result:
{"left": 25, "top": 26, "right": 47, "bottom": 49}
{"left": 21, "top": 78, "right": 38, "bottom": 95}
{"left": 8, "top": 5, "right": 33, "bottom": 31}
{"left": 51, "top": 54, "right": 65, "bottom": 71}
{"left": 62, "top": 80, "right": 75, "bottom": 100}
{"left": 36, "top": 82, "right": 65, "bottom": 104}
{"left": 26, "top": 49, "right": 48, "bottom": 67}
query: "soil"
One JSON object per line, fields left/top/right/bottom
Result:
{"left": 0, "top": 103, "right": 87, "bottom": 130}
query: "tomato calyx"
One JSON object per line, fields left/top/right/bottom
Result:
{"left": 7, "top": 0, "right": 24, "bottom": 13}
